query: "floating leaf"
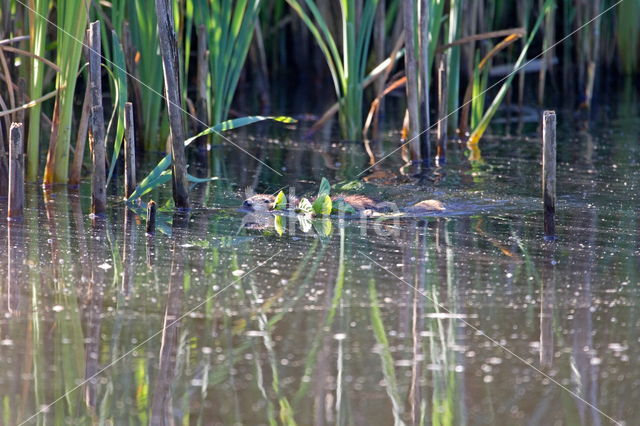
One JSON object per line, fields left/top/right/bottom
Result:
{"left": 312, "top": 194, "right": 332, "bottom": 216}
{"left": 295, "top": 197, "right": 314, "bottom": 214}
{"left": 331, "top": 198, "right": 356, "bottom": 214}
{"left": 274, "top": 191, "right": 287, "bottom": 210}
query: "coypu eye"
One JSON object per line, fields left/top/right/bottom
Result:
{"left": 263, "top": 199, "right": 269, "bottom": 203}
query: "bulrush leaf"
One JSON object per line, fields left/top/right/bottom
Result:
{"left": 331, "top": 198, "right": 356, "bottom": 215}
{"left": 312, "top": 194, "right": 332, "bottom": 216}
{"left": 295, "top": 198, "right": 314, "bottom": 215}
{"left": 274, "top": 191, "right": 287, "bottom": 210}
{"left": 127, "top": 115, "right": 296, "bottom": 203}
{"left": 317, "top": 177, "right": 331, "bottom": 198}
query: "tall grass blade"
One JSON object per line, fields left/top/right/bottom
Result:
{"left": 468, "top": 0, "right": 552, "bottom": 145}
{"left": 43, "top": 1, "right": 87, "bottom": 183}
{"left": 127, "top": 115, "right": 295, "bottom": 201}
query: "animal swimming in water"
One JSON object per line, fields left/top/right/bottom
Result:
{"left": 242, "top": 193, "right": 445, "bottom": 214}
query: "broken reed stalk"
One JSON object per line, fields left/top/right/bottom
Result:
{"left": 69, "top": 83, "right": 91, "bottom": 186}
{"left": 155, "top": 0, "right": 190, "bottom": 209}
{"left": 402, "top": 0, "right": 421, "bottom": 162}
{"left": 436, "top": 55, "right": 448, "bottom": 165}
{"left": 8, "top": 122, "right": 24, "bottom": 220}
{"left": 124, "top": 102, "right": 136, "bottom": 198}
{"left": 542, "top": 110, "right": 556, "bottom": 240}
{"left": 89, "top": 21, "right": 106, "bottom": 216}
{"left": 146, "top": 200, "right": 157, "bottom": 235}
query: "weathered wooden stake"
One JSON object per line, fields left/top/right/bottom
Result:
{"left": 436, "top": 55, "right": 448, "bottom": 165}
{"left": 89, "top": 21, "right": 106, "bottom": 215}
{"left": 542, "top": 110, "right": 556, "bottom": 240}
{"left": 8, "top": 122, "right": 24, "bottom": 219}
{"left": 146, "top": 200, "right": 157, "bottom": 235}
{"left": 155, "top": 0, "right": 190, "bottom": 209}
{"left": 124, "top": 102, "right": 137, "bottom": 198}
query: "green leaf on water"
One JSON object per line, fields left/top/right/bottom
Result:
{"left": 331, "top": 198, "right": 356, "bottom": 214}
{"left": 295, "top": 197, "right": 314, "bottom": 214}
{"left": 274, "top": 191, "right": 287, "bottom": 210}
{"left": 312, "top": 194, "right": 332, "bottom": 216}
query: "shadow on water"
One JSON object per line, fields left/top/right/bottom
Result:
{"left": 1, "top": 93, "right": 640, "bottom": 424}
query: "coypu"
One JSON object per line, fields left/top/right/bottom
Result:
{"left": 242, "top": 193, "right": 444, "bottom": 214}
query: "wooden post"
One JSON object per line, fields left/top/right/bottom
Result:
{"left": 88, "top": 21, "right": 106, "bottom": 215}
{"left": 402, "top": 0, "right": 421, "bottom": 162}
{"left": 542, "top": 110, "right": 556, "bottom": 240}
{"left": 124, "top": 102, "right": 136, "bottom": 198}
{"left": 8, "top": 122, "right": 24, "bottom": 219}
{"left": 146, "top": 200, "right": 157, "bottom": 235}
{"left": 436, "top": 55, "right": 448, "bottom": 165}
{"left": 155, "top": 0, "right": 190, "bottom": 209}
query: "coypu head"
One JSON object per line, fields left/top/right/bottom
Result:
{"left": 242, "top": 194, "right": 276, "bottom": 211}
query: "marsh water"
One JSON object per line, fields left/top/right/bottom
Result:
{"left": 1, "top": 92, "right": 639, "bottom": 425}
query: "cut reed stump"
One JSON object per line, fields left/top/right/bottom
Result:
{"left": 155, "top": 0, "right": 190, "bottom": 209}
{"left": 88, "top": 21, "right": 106, "bottom": 216}
{"left": 436, "top": 55, "right": 448, "bottom": 166}
{"left": 542, "top": 110, "right": 556, "bottom": 240}
{"left": 8, "top": 122, "right": 24, "bottom": 220}
{"left": 146, "top": 200, "right": 157, "bottom": 235}
{"left": 124, "top": 102, "right": 136, "bottom": 198}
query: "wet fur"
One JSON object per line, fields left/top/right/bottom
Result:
{"left": 243, "top": 193, "right": 444, "bottom": 213}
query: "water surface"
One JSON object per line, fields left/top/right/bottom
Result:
{"left": 1, "top": 100, "right": 639, "bottom": 425}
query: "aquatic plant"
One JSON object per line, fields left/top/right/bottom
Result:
{"left": 195, "top": 0, "right": 263, "bottom": 126}
{"left": 285, "top": 0, "right": 380, "bottom": 140}
{"left": 128, "top": 115, "right": 295, "bottom": 201}
{"left": 25, "top": 0, "right": 49, "bottom": 181}
{"left": 42, "top": 0, "right": 87, "bottom": 184}
{"left": 468, "top": 0, "right": 553, "bottom": 146}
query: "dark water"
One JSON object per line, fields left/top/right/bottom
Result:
{"left": 1, "top": 95, "right": 639, "bottom": 425}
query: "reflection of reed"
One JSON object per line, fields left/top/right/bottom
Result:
{"left": 84, "top": 218, "right": 107, "bottom": 408}
{"left": 150, "top": 212, "right": 188, "bottom": 424}
{"left": 571, "top": 209, "right": 601, "bottom": 426}
{"left": 122, "top": 209, "right": 137, "bottom": 296}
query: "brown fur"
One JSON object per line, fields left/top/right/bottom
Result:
{"left": 242, "top": 193, "right": 445, "bottom": 213}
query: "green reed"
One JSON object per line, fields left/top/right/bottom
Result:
{"left": 42, "top": 0, "right": 87, "bottom": 184}
{"left": 26, "top": 0, "right": 48, "bottom": 181}
{"left": 286, "top": 0, "right": 380, "bottom": 140}
{"left": 196, "top": 0, "right": 263, "bottom": 126}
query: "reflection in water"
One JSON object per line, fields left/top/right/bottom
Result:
{"left": 1, "top": 109, "right": 639, "bottom": 424}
